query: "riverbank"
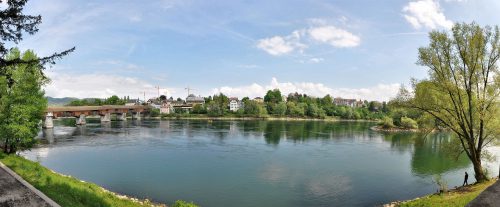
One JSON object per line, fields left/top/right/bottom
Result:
{"left": 370, "top": 125, "right": 420, "bottom": 132}
{"left": 385, "top": 179, "right": 497, "bottom": 207}
{"left": 0, "top": 153, "right": 197, "bottom": 207}
{"left": 157, "top": 114, "right": 380, "bottom": 122}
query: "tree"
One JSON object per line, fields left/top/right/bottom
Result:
{"left": 272, "top": 102, "right": 287, "bottom": 116}
{"left": 396, "top": 23, "right": 500, "bottom": 182}
{"left": 192, "top": 104, "right": 206, "bottom": 114}
{"left": 0, "top": 0, "right": 74, "bottom": 87}
{"left": 207, "top": 93, "right": 229, "bottom": 117}
{"left": 0, "top": 49, "right": 47, "bottom": 153}
{"left": 159, "top": 95, "right": 167, "bottom": 101}
{"left": 243, "top": 100, "right": 267, "bottom": 117}
{"left": 264, "top": 89, "right": 282, "bottom": 103}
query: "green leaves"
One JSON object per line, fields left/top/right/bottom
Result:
{"left": 397, "top": 22, "right": 500, "bottom": 182}
{"left": 0, "top": 49, "right": 47, "bottom": 153}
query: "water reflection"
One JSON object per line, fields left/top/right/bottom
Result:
{"left": 31, "top": 119, "right": 490, "bottom": 207}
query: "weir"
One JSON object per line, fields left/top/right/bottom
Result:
{"left": 76, "top": 114, "right": 86, "bottom": 125}
{"left": 117, "top": 113, "right": 127, "bottom": 121}
{"left": 100, "top": 113, "right": 111, "bottom": 122}
{"left": 132, "top": 112, "right": 141, "bottom": 120}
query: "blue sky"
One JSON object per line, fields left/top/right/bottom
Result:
{"left": 13, "top": 0, "right": 500, "bottom": 101}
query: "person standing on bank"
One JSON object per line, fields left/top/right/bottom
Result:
{"left": 463, "top": 172, "right": 469, "bottom": 186}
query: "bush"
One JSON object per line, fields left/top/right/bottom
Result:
{"left": 400, "top": 116, "right": 418, "bottom": 129}
{"left": 379, "top": 117, "right": 395, "bottom": 129}
{"left": 172, "top": 200, "right": 198, "bottom": 207}
{"left": 149, "top": 108, "right": 160, "bottom": 117}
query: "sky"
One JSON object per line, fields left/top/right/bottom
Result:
{"left": 10, "top": 0, "right": 500, "bottom": 101}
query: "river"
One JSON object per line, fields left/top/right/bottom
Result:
{"left": 22, "top": 119, "right": 500, "bottom": 207}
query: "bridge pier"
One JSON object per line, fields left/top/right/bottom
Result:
{"left": 76, "top": 114, "right": 86, "bottom": 125}
{"left": 117, "top": 113, "right": 127, "bottom": 121}
{"left": 132, "top": 112, "right": 141, "bottom": 120}
{"left": 43, "top": 112, "right": 54, "bottom": 129}
{"left": 101, "top": 112, "right": 111, "bottom": 122}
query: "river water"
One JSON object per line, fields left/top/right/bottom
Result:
{"left": 22, "top": 119, "right": 500, "bottom": 207}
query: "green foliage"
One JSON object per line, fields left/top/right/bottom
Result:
{"left": 306, "top": 103, "right": 326, "bottom": 118}
{"left": 270, "top": 102, "right": 287, "bottom": 116}
{"left": 207, "top": 93, "right": 229, "bottom": 117}
{"left": 243, "top": 100, "right": 268, "bottom": 117}
{"left": 149, "top": 108, "right": 160, "bottom": 117}
{"left": 368, "top": 101, "right": 382, "bottom": 112}
{"left": 395, "top": 22, "right": 500, "bottom": 182}
{"left": 0, "top": 49, "right": 47, "bottom": 153}
{"left": 264, "top": 89, "right": 283, "bottom": 104}
{"left": 400, "top": 117, "right": 418, "bottom": 129}
{"left": 379, "top": 117, "right": 395, "bottom": 129}
{"left": 191, "top": 104, "right": 206, "bottom": 114}
{"left": 286, "top": 102, "right": 305, "bottom": 117}
{"left": 66, "top": 95, "right": 126, "bottom": 106}
{"left": 171, "top": 200, "right": 198, "bottom": 207}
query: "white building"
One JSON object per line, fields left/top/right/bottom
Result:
{"left": 229, "top": 97, "right": 242, "bottom": 112}
{"left": 333, "top": 98, "right": 363, "bottom": 108}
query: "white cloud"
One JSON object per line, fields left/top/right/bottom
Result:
{"left": 402, "top": 0, "right": 453, "bottom": 30}
{"left": 256, "top": 31, "right": 306, "bottom": 56}
{"left": 256, "top": 36, "right": 295, "bottom": 56}
{"left": 309, "top": 57, "right": 324, "bottom": 63}
{"left": 308, "top": 26, "right": 360, "bottom": 47}
{"left": 211, "top": 78, "right": 400, "bottom": 102}
{"left": 44, "top": 71, "right": 158, "bottom": 99}
{"left": 256, "top": 20, "right": 359, "bottom": 56}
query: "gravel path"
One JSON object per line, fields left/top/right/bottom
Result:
{"left": 467, "top": 180, "right": 500, "bottom": 207}
{"left": 0, "top": 162, "right": 59, "bottom": 207}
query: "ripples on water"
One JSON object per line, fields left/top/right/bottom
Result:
{"left": 24, "top": 119, "right": 500, "bottom": 207}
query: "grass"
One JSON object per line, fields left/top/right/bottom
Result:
{"left": 397, "top": 179, "right": 497, "bottom": 207}
{"left": 0, "top": 153, "right": 198, "bottom": 207}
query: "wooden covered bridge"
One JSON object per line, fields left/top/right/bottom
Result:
{"left": 43, "top": 105, "right": 149, "bottom": 128}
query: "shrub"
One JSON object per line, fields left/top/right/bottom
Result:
{"left": 400, "top": 116, "right": 418, "bottom": 129}
{"left": 149, "top": 108, "right": 160, "bottom": 117}
{"left": 172, "top": 200, "right": 198, "bottom": 207}
{"left": 379, "top": 117, "right": 395, "bottom": 129}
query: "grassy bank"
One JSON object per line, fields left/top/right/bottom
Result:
{"left": 0, "top": 153, "right": 198, "bottom": 207}
{"left": 391, "top": 179, "right": 497, "bottom": 207}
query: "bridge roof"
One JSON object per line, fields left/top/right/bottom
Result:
{"left": 46, "top": 105, "right": 149, "bottom": 112}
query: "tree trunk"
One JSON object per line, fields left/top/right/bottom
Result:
{"left": 472, "top": 156, "right": 487, "bottom": 182}
{"left": 8, "top": 144, "right": 15, "bottom": 155}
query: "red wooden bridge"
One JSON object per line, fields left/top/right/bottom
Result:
{"left": 43, "top": 105, "right": 150, "bottom": 128}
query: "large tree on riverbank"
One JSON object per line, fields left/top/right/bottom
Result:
{"left": 0, "top": 0, "right": 73, "bottom": 153}
{"left": 0, "top": 49, "right": 47, "bottom": 153}
{"left": 396, "top": 22, "right": 500, "bottom": 182}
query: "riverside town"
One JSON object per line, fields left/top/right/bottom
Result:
{"left": 0, "top": 0, "right": 499, "bottom": 207}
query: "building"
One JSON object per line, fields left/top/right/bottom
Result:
{"left": 186, "top": 94, "right": 205, "bottom": 105}
{"left": 253, "top": 97, "right": 264, "bottom": 103}
{"left": 160, "top": 102, "right": 172, "bottom": 114}
{"left": 229, "top": 97, "right": 242, "bottom": 112}
{"left": 334, "top": 98, "right": 359, "bottom": 107}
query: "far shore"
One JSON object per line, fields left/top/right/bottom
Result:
{"left": 146, "top": 116, "right": 379, "bottom": 122}
{"left": 55, "top": 115, "right": 380, "bottom": 122}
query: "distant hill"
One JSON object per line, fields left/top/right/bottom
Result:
{"left": 46, "top": 97, "right": 79, "bottom": 106}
